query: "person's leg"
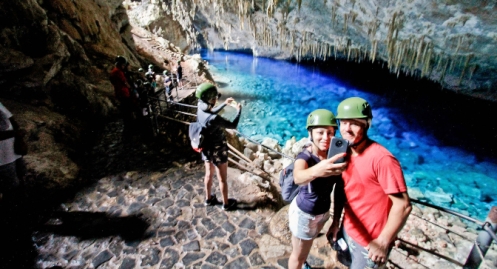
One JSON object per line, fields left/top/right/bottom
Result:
{"left": 214, "top": 162, "right": 228, "bottom": 205}
{"left": 288, "top": 236, "right": 313, "bottom": 269}
{"left": 204, "top": 161, "right": 214, "bottom": 200}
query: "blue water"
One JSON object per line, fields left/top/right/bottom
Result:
{"left": 200, "top": 49, "right": 497, "bottom": 220}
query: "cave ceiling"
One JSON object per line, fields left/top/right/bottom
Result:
{"left": 127, "top": 0, "right": 497, "bottom": 100}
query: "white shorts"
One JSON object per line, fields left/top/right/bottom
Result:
{"left": 288, "top": 198, "right": 329, "bottom": 240}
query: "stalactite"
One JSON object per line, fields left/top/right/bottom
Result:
{"left": 414, "top": 36, "right": 424, "bottom": 69}
{"left": 440, "top": 57, "right": 450, "bottom": 84}
{"left": 297, "top": 0, "right": 302, "bottom": 12}
{"left": 351, "top": 11, "right": 358, "bottom": 24}
{"left": 347, "top": 39, "right": 352, "bottom": 61}
{"left": 343, "top": 13, "right": 349, "bottom": 32}
{"left": 468, "top": 64, "right": 478, "bottom": 82}
{"left": 459, "top": 54, "right": 473, "bottom": 85}
{"left": 449, "top": 54, "right": 456, "bottom": 73}
{"left": 331, "top": 5, "right": 337, "bottom": 28}
{"left": 386, "top": 12, "right": 398, "bottom": 69}
{"left": 371, "top": 40, "right": 377, "bottom": 63}
{"left": 350, "top": 0, "right": 356, "bottom": 9}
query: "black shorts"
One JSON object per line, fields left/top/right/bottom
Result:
{"left": 201, "top": 141, "right": 228, "bottom": 165}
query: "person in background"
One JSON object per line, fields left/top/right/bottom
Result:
{"left": 176, "top": 60, "right": 183, "bottom": 88}
{"left": 288, "top": 109, "right": 347, "bottom": 269}
{"left": 109, "top": 55, "right": 134, "bottom": 138}
{"left": 195, "top": 83, "right": 241, "bottom": 211}
{"left": 333, "top": 97, "right": 411, "bottom": 269}
{"left": 0, "top": 102, "right": 27, "bottom": 201}
{"left": 163, "top": 70, "right": 174, "bottom": 102}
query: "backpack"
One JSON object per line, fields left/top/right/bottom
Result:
{"left": 279, "top": 148, "right": 314, "bottom": 204}
{"left": 279, "top": 162, "right": 300, "bottom": 203}
{"left": 189, "top": 114, "right": 213, "bottom": 152}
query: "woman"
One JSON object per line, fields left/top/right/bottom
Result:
{"left": 288, "top": 109, "right": 347, "bottom": 269}
{"left": 195, "top": 82, "right": 242, "bottom": 211}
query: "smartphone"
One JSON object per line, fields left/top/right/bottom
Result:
{"left": 327, "top": 137, "right": 349, "bottom": 163}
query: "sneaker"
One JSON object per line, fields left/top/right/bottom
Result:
{"left": 222, "top": 199, "right": 237, "bottom": 211}
{"left": 204, "top": 194, "right": 217, "bottom": 206}
{"left": 303, "top": 261, "right": 312, "bottom": 269}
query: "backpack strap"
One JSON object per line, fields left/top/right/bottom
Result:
{"left": 299, "top": 147, "right": 315, "bottom": 194}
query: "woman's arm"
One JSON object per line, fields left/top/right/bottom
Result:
{"left": 293, "top": 154, "right": 347, "bottom": 185}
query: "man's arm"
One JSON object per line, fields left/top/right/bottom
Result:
{"left": 367, "top": 192, "right": 412, "bottom": 263}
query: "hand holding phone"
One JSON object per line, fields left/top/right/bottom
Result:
{"left": 327, "top": 137, "right": 349, "bottom": 163}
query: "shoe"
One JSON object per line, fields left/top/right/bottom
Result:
{"left": 303, "top": 261, "right": 312, "bottom": 269}
{"left": 222, "top": 199, "right": 237, "bottom": 211}
{"left": 204, "top": 194, "right": 217, "bottom": 206}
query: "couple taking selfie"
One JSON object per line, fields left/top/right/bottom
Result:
{"left": 288, "top": 97, "right": 412, "bottom": 269}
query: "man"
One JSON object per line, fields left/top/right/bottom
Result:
{"left": 196, "top": 83, "right": 241, "bottom": 211}
{"left": 0, "top": 102, "right": 26, "bottom": 201}
{"left": 110, "top": 56, "right": 134, "bottom": 138}
{"left": 333, "top": 97, "right": 411, "bottom": 269}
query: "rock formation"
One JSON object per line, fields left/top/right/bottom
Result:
{"left": 126, "top": 0, "right": 497, "bottom": 100}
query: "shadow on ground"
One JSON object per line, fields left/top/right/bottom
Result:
{"left": 0, "top": 119, "right": 197, "bottom": 269}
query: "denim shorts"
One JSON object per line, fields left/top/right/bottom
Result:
{"left": 288, "top": 198, "right": 330, "bottom": 240}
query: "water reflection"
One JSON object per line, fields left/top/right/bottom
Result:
{"left": 201, "top": 49, "right": 497, "bottom": 220}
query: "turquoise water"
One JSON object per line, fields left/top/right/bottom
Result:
{"left": 201, "top": 49, "right": 497, "bottom": 220}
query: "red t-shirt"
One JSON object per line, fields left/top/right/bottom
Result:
{"left": 342, "top": 141, "right": 407, "bottom": 247}
{"left": 110, "top": 67, "right": 130, "bottom": 99}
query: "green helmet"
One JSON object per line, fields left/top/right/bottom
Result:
{"left": 336, "top": 97, "right": 373, "bottom": 119}
{"left": 306, "top": 109, "right": 338, "bottom": 129}
{"left": 148, "top": 64, "right": 154, "bottom": 69}
{"left": 195, "top": 83, "right": 218, "bottom": 101}
{"left": 163, "top": 70, "right": 169, "bottom": 75}
{"left": 138, "top": 68, "right": 144, "bottom": 72}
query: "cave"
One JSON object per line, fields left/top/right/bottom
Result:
{"left": 1, "top": 0, "right": 496, "bottom": 268}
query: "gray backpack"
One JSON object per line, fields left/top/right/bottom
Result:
{"left": 279, "top": 149, "right": 314, "bottom": 203}
{"left": 189, "top": 114, "right": 213, "bottom": 153}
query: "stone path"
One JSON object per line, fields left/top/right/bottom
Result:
{"left": 32, "top": 166, "right": 297, "bottom": 269}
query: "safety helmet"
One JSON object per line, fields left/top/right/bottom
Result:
{"left": 138, "top": 68, "right": 144, "bottom": 72}
{"left": 115, "top": 55, "right": 127, "bottom": 65}
{"left": 306, "top": 109, "right": 338, "bottom": 129}
{"left": 336, "top": 97, "right": 373, "bottom": 120}
{"left": 195, "top": 83, "right": 218, "bottom": 101}
{"left": 136, "top": 79, "right": 143, "bottom": 86}
{"left": 148, "top": 64, "right": 154, "bottom": 69}
{"left": 163, "top": 70, "right": 169, "bottom": 75}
